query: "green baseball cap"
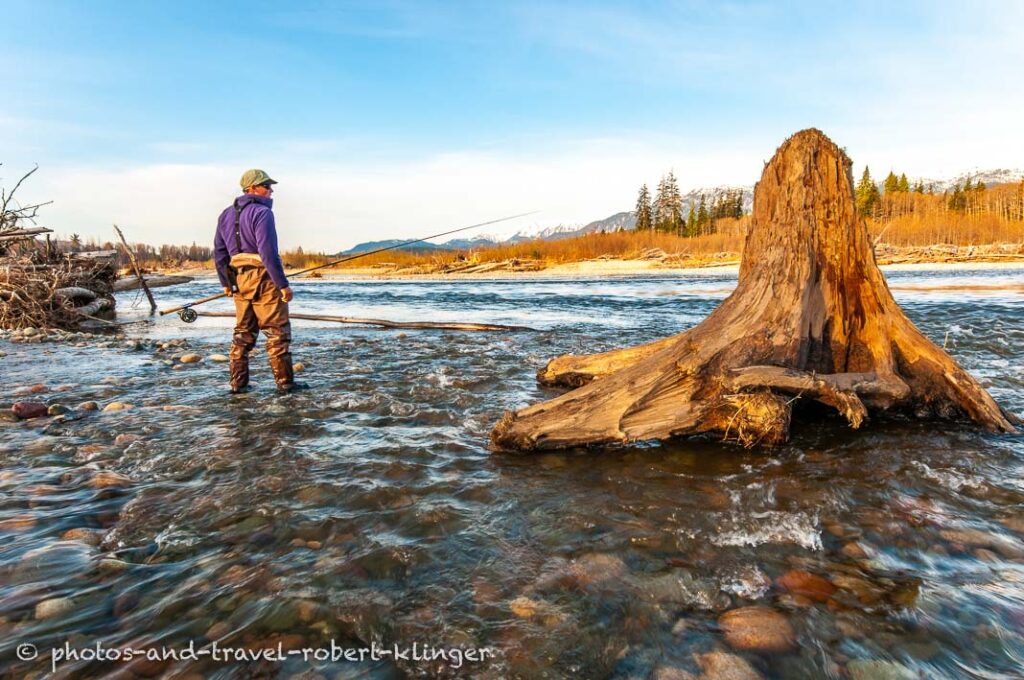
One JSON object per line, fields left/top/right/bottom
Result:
{"left": 239, "top": 169, "right": 277, "bottom": 189}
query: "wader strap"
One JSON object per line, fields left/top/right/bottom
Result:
{"left": 233, "top": 199, "right": 244, "bottom": 252}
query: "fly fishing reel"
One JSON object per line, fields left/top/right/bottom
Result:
{"left": 178, "top": 307, "right": 198, "bottom": 323}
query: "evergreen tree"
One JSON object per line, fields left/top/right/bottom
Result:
{"left": 962, "top": 177, "right": 973, "bottom": 192}
{"left": 883, "top": 171, "right": 899, "bottom": 194}
{"left": 653, "top": 172, "right": 683, "bottom": 233}
{"left": 696, "top": 194, "right": 709, "bottom": 234}
{"left": 974, "top": 180, "right": 986, "bottom": 191}
{"left": 634, "top": 184, "right": 653, "bottom": 231}
{"left": 948, "top": 182, "right": 966, "bottom": 212}
{"left": 685, "top": 203, "right": 697, "bottom": 237}
{"left": 897, "top": 173, "right": 910, "bottom": 193}
{"left": 913, "top": 180, "right": 925, "bottom": 194}
{"left": 855, "top": 167, "right": 881, "bottom": 216}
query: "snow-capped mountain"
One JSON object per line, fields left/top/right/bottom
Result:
{"left": 907, "top": 168, "right": 1023, "bottom": 193}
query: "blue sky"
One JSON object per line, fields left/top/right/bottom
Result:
{"left": 3, "top": 1, "right": 1022, "bottom": 250}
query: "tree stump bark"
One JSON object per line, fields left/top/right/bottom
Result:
{"left": 491, "top": 129, "right": 1018, "bottom": 451}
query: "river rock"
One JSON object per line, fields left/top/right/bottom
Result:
{"left": 718, "top": 606, "right": 796, "bottom": 653}
{"left": 12, "top": 401, "right": 49, "bottom": 420}
{"left": 48, "top": 404, "right": 70, "bottom": 416}
{"left": 846, "top": 659, "right": 916, "bottom": 680}
{"left": 17, "top": 541, "right": 96, "bottom": 584}
{"left": 841, "top": 542, "right": 869, "bottom": 559}
{"left": 695, "top": 651, "right": 765, "bottom": 680}
{"left": 90, "top": 471, "right": 132, "bottom": 488}
{"left": 571, "top": 552, "right": 630, "bottom": 586}
{"left": 509, "top": 596, "right": 541, "bottom": 618}
{"left": 114, "top": 434, "right": 140, "bottom": 446}
{"left": 35, "top": 597, "right": 75, "bottom": 620}
{"left": 293, "top": 362, "right": 306, "bottom": 373}
{"left": 1001, "top": 516, "right": 1024, "bottom": 534}
{"left": 103, "top": 402, "right": 134, "bottom": 412}
{"left": 635, "top": 570, "right": 721, "bottom": 609}
{"left": 209, "top": 354, "right": 229, "bottom": 362}
{"left": 940, "top": 528, "right": 1024, "bottom": 559}
{"left": 0, "top": 514, "right": 36, "bottom": 531}
{"left": 652, "top": 667, "right": 698, "bottom": 680}
{"left": 98, "top": 559, "right": 131, "bottom": 574}
{"left": 179, "top": 353, "right": 202, "bottom": 363}
{"left": 61, "top": 528, "right": 104, "bottom": 546}
{"left": 775, "top": 570, "right": 836, "bottom": 602}
{"left": 79, "top": 401, "right": 99, "bottom": 411}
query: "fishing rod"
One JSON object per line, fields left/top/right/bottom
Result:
{"left": 160, "top": 210, "right": 539, "bottom": 322}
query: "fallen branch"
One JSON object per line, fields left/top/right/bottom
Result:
{"left": 113, "top": 224, "right": 157, "bottom": 313}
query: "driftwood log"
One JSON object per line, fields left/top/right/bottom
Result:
{"left": 197, "top": 310, "right": 533, "bottom": 332}
{"left": 491, "top": 129, "right": 1018, "bottom": 451}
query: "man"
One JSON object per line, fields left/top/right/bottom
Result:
{"left": 213, "top": 169, "right": 300, "bottom": 394}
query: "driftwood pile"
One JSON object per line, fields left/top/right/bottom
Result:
{"left": 441, "top": 258, "right": 544, "bottom": 274}
{"left": 1, "top": 164, "right": 119, "bottom": 330}
{"left": 0, "top": 251, "right": 118, "bottom": 330}
{"left": 874, "top": 242, "right": 1024, "bottom": 265}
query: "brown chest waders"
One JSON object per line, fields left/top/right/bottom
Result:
{"left": 228, "top": 200, "right": 295, "bottom": 391}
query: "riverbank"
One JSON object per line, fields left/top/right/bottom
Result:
{"left": 157, "top": 253, "right": 1024, "bottom": 284}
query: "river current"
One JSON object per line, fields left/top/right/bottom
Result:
{"left": 2, "top": 267, "right": 1023, "bottom": 679}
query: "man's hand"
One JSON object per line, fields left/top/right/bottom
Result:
{"left": 281, "top": 287, "right": 294, "bottom": 303}
{"left": 223, "top": 287, "right": 234, "bottom": 297}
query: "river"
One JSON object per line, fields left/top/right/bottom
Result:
{"left": 2, "top": 267, "right": 1023, "bottom": 678}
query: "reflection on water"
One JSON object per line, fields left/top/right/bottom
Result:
{"left": 1, "top": 268, "right": 1023, "bottom": 678}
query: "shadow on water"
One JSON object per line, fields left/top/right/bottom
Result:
{"left": 1, "top": 268, "right": 1023, "bottom": 678}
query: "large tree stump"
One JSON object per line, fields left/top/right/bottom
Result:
{"left": 491, "top": 129, "right": 1018, "bottom": 451}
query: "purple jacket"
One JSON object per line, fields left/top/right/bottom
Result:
{"left": 213, "top": 194, "right": 289, "bottom": 290}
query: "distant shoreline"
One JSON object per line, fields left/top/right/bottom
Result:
{"left": 156, "top": 255, "right": 1024, "bottom": 284}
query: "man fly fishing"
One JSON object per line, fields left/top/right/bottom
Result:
{"left": 214, "top": 169, "right": 303, "bottom": 394}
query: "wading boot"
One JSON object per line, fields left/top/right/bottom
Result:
{"left": 270, "top": 354, "right": 308, "bottom": 394}
{"left": 229, "top": 359, "right": 250, "bottom": 394}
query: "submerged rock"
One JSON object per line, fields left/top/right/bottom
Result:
{"left": 179, "top": 353, "right": 202, "bottom": 363}
{"left": 90, "top": 471, "right": 132, "bottom": 488}
{"left": 846, "top": 659, "right": 916, "bottom": 680}
{"left": 695, "top": 651, "right": 765, "bottom": 680}
{"left": 571, "top": 552, "right": 630, "bottom": 586}
{"left": 35, "top": 597, "right": 75, "bottom": 620}
{"left": 16, "top": 541, "right": 96, "bottom": 584}
{"left": 61, "top": 528, "right": 104, "bottom": 546}
{"left": 940, "top": 528, "right": 1024, "bottom": 559}
{"left": 509, "top": 596, "right": 541, "bottom": 618}
{"left": 775, "top": 570, "right": 836, "bottom": 602}
{"left": 718, "top": 606, "right": 796, "bottom": 653}
{"left": 12, "top": 401, "right": 49, "bottom": 420}
{"left": 633, "top": 569, "right": 722, "bottom": 609}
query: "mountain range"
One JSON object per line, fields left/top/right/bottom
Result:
{"left": 339, "top": 169, "right": 1022, "bottom": 256}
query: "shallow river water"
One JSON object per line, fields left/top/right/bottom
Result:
{"left": 2, "top": 267, "right": 1023, "bottom": 679}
